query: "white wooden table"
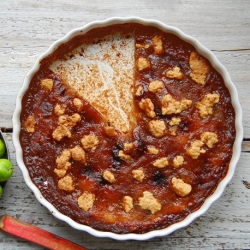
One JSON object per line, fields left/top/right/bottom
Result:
{"left": 0, "top": 1, "right": 249, "bottom": 249}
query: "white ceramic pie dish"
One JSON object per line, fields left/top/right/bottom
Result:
{"left": 12, "top": 17, "right": 243, "bottom": 240}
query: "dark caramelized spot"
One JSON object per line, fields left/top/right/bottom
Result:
{"left": 34, "top": 177, "right": 44, "bottom": 183}
{"left": 179, "top": 121, "right": 190, "bottom": 131}
{"left": 112, "top": 149, "right": 122, "bottom": 162}
{"left": 155, "top": 108, "right": 164, "bottom": 118}
{"left": 81, "top": 165, "right": 96, "bottom": 177}
{"left": 152, "top": 171, "right": 166, "bottom": 186}
{"left": 133, "top": 139, "right": 147, "bottom": 156}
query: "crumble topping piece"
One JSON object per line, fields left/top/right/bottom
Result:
{"left": 54, "top": 104, "right": 65, "bottom": 116}
{"left": 171, "top": 177, "right": 192, "bottom": 197}
{"left": 123, "top": 142, "right": 134, "bottom": 153}
{"left": 153, "top": 157, "right": 169, "bottom": 168}
{"left": 166, "top": 66, "right": 183, "bottom": 80}
{"left": 169, "top": 127, "right": 177, "bottom": 136}
{"left": 169, "top": 117, "right": 181, "bottom": 126}
{"left": 24, "top": 115, "right": 36, "bottom": 133}
{"left": 189, "top": 51, "right": 209, "bottom": 85}
{"left": 148, "top": 119, "right": 166, "bottom": 138}
{"left": 200, "top": 132, "right": 218, "bottom": 148}
{"left": 58, "top": 175, "right": 75, "bottom": 192}
{"left": 137, "top": 57, "right": 150, "bottom": 71}
{"left": 148, "top": 80, "right": 164, "bottom": 93}
{"left": 54, "top": 149, "right": 71, "bottom": 178}
{"left": 152, "top": 35, "right": 164, "bottom": 54}
{"left": 132, "top": 168, "right": 145, "bottom": 182}
{"left": 81, "top": 134, "right": 99, "bottom": 150}
{"left": 173, "top": 155, "right": 184, "bottom": 168}
{"left": 78, "top": 192, "right": 95, "bottom": 211}
{"left": 147, "top": 147, "right": 159, "bottom": 155}
{"left": 135, "top": 85, "right": 143, "bottom": 96}
{"left": 59, "top": 113, "right": 81, "bottom": 128}
{"left": 196, "top": 93, "right": 220, "bottom": 118}
{"left": 139, "top": 98, "right": 156, "bottom": 118}
{"left": 70, "top": 146, "right": 86, "bottom": 163}
{"left": 186, "top": 140, "right": 206, "bottom": 159}
{"left": 40, "top": 79, "right": 53, "bottom": 92}
{"left": 103, "top": 170, "right": 115, "bottom": 183}
{"left": 118, "top": 150, "right": 132, "bottom": 161}
{"left": 54, "top": 169, "right": 67, "bottom": 178}
{"left": 56, "top": 149, "right": 71, "bottom": 169}
{"left": 104, "top": 125, "right": 117, "bottom": 137}
{"left": 139, "top": 191, "right": 162, "bottom": 214}
{"left": 136, "top": 43, "right": 150, "bottom": 49}
{"left": 52, "top": 125, "right": 71, "bottom": 141}
{"left": 122, "top": 196, "right": 133, "bottom": 213}
{"left": 73, "top": 98, "right": 83, "bottom": 112}
{"left": 162, "top": 94, "right": 192, "bottom": 115}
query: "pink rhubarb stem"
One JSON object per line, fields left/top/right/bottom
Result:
{"left": 0, "top": 215, "right": 89, "bottom": 250}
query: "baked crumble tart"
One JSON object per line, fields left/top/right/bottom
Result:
{"left": 18, "top": 23, "right": 236, "bottom": 234}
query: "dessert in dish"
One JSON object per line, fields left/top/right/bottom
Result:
{"left": 19, "top": 23, "right": 236, "bottom": 234}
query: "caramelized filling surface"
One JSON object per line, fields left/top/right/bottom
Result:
{"left": 20, "top": 23, "right": 235, "bottom": 234}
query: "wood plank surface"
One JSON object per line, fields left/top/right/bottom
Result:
{"left": 0, "top": 0, "right": 249, "bottom": 249}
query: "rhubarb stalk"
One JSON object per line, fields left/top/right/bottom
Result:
{"left": 0, "top": 215, "right": 89, "bottom": 250}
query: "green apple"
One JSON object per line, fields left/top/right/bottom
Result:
{"left": 0, "top": 159, "right": 13, "bottom": 182}
{"left": 0, "top": 139, "right": 6, "bottom": 158}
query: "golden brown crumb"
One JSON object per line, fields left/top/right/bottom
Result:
{"left": 123, "top": 142, "right": 134, "bottom": 153}
{"left": 54, "top": 149, "right": 71, "bottom": 177}
{"left": 153, "top": 157, "right": 168, "bottom": 168}
{"left": 103, "top": 170, "right": 115, "bottom": 183}
{"left": 139, "top": 191, "right": 161, "bottom": 214}
{"left": 169, "top": 127, "right": 177, "bottom": 136}
{"left": 137, "top": 57, "right": 150, "bottom": 71}
{"left": 148, "top": 119, "right": 166, "bottom": 138}
{"left": 139, "top": 98, "right": 156, "bottom": 118}
{"left": 148, "top": 80, "right": 164, "bottom": 93}
{"left": 152, "top": 35, "right": 164, "bottom": 54}
{"left": 118, "top": 150, "right": 132, "bottom": 161}
{"left": 78, "top": 192, "right": 95, "bottom": 211}
{"left": 171, "top": 177, "right": 192, "bottom": 197}
{"left": 70, "top": 146, "right": 86, "bottom": 163}
{"left": 169, "top": 117, "right": 181, "bottom": 126}
{"left": 169, "top": 117, "right": 179, "bottom": 135}
{"left": 186, "top": 140, "right": 206, "bottom": 159}
{"left": 81, "top": 134, "right": 99, "bottom": 150}
{"left": 56, "top": 149, "right": 71, "bottom": 170}
{"left": 136, "top": 43, "right": 150, "bottom": 49}
{"left": 122, "top": 196, "right": 133, "bottom": 213}
{"left": 162, "top": 94, "right": 192, "bottom": 115}
{"left": 136, "top": 43, "right": 144, "bottom": 48}
{"left": 132, "top": 168, "right": 145, "bottom": 182}
{"left": 54, "top": 104, "right": 65, "bottom": 116}
{"left": 73, "top": 98, "right": 83, "bottom": 112}
{"left": 59, "top": 113, "right": 81, "bottom": 128}
{"left": 58, "top": 175, "right": 75, "bottom": 192}
{"left": 196, "top": 93, "right": 220, "bottom": 118}
{"left": 189, "top": 51, "right": 209, "bottom": 85}
{"left": 147, "top": 147, "right": 159, "bottom": 155}
{"left": 135, "top": 85, "right": 143, "bottom": 96}
{"left": 173, "top": 155, "right": 184, "bottom": 168}
{"left": 52, "top": 125, "right": 71, "bottom": 141}
{"left": 54, "top": 168, "right": 67, "bottom": 178}
{"left": 24, "top": 115, "right": 36, "bottom": 133}
{"left": 104, "top": 126, "right": 117, "bottom": 137}
{"left": 40, "top": 79, "right": 53, "bottom": 92}
{"left": 200, "top": 132, "right": 218, "bottom": 148}
{"left": 166, "top": 66, "right": 183, "bottom": 80}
